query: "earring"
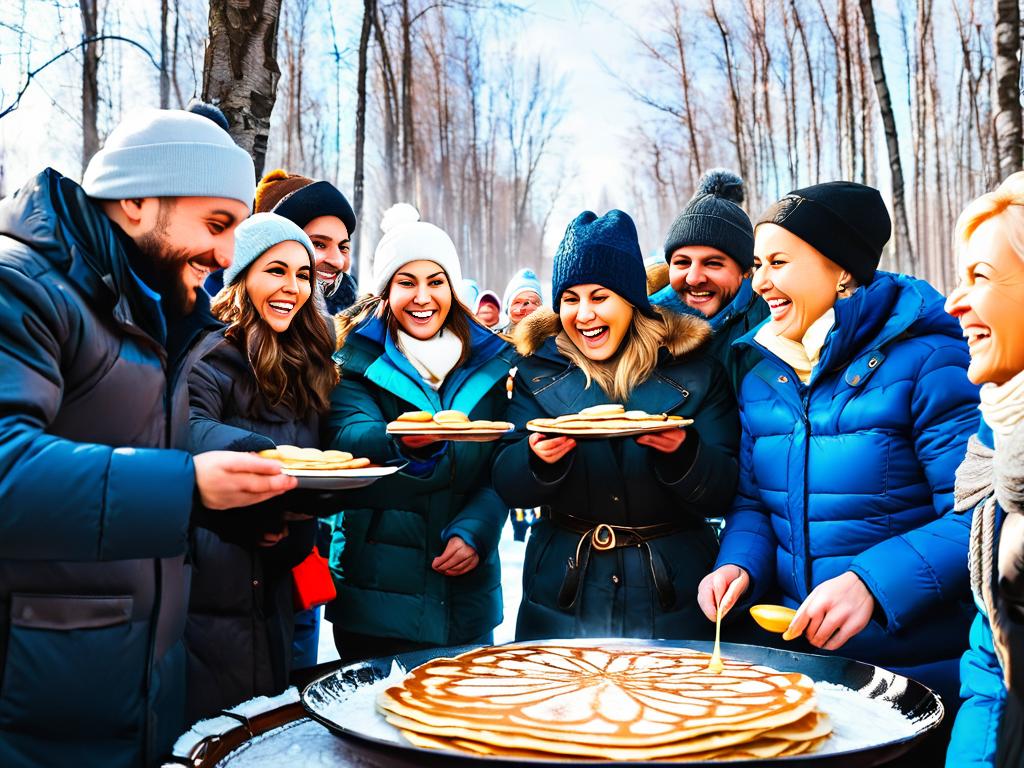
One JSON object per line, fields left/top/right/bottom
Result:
{"left": 836, "top": 282, "right": 847, "bottom": 294}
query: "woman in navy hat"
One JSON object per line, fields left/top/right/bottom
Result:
{"left": 492, "top": 209, "right": 739, "bottom": 640}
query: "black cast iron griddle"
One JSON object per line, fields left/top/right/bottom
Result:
{"left": 300, "top": 638, "right": 944, "bottom": 766}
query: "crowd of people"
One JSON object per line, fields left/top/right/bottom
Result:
{"left": 0, "top": 105, "right": 1021, "bottom": 768}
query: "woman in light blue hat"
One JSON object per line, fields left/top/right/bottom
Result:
{"left": 182, "top": 213, "right": 340, "bottom": 722}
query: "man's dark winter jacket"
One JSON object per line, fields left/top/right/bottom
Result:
{"left": 0, "top": 169, "right": 196, "bottom": 767}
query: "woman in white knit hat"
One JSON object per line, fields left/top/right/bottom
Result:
{"left": 324, "top": 204, "right": 517, "bottom": 662}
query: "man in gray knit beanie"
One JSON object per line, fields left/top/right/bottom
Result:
{"left": 651, "top": 168, "right": 769, "bottom": 393}
{"left": 0, "top": 108, "right": 294, "bottom": 767}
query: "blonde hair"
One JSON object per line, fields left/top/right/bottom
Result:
{"left": 955, "top": 171, "right": 1024, "bottom": 261}
{"left": 555, "top": 310, "right": 667, "bottom": 402}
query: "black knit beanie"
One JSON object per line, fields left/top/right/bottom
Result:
{"left": 552, "top": 209, "right": 656, "bottom": 317}
{"left": 756, "top": 181, "right": 891, "bottom": 285}
{"left": 663, "top": 169, "right": 754, "bottom": 269}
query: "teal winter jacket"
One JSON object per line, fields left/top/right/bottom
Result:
{"left": 324, "top": 312, "right": 517, "bottom": 645}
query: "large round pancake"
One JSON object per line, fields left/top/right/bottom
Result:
{"left": 377, "top": 645, "right": 820, "bottom": 751}
{"left": 384, "top": 711, "right": 778, "bottom": 759}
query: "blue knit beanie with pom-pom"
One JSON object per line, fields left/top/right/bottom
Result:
{"left": 663, "top": 169, "right": 754, "bottom": 269}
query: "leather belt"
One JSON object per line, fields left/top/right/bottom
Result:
{"left": 551, "top": 511, "right": 695, "bottom": 612}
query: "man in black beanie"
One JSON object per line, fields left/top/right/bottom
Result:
{"left": 651, "top": 169, "right": 770, "bottom": 393}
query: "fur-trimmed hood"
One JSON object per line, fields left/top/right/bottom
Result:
{"left": 512, "top": 306, "right": 712, "bottom": 360}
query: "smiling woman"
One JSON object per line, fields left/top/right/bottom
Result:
{"left": 492, "top": 208, "right": 740, "bottom": 642}
{"left": 946, "top": 172, "right": 1024, "bottom": 768}
{"left": 183, "top": 212, "right": 339, "bottom": 723}
{"left": 323, "top": 203, "right": 516, "bottom": 664}
{"left": 703, "top": 182, "right": 979, "bottom": 748}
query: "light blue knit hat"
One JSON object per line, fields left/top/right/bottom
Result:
{"left": 82, "top": 108, "right": 256, "bottom": 208}
{"left": 501, "top": 267, "right": 543, "bottom": 321}
{"left": 223, "top": 213, "right": 315, "bottom": 286}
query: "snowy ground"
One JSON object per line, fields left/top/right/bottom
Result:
{"left": 317, "top": 518, "right": 526, "bottom": 663}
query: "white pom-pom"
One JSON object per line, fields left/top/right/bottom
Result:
{"left": 380, "top": 203, "right": 421, "bottom": 234}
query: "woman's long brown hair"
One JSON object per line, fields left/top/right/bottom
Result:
{"left": 211, "top": 277, "right": 339, "bottom": 418}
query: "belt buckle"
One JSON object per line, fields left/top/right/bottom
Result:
{"left": 592, "top": 523, "right": 616, "bottom": 551}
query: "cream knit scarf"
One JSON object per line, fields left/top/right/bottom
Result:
{"left": 397, "top": 328, "right": 463, "bottom": 391}
{"left": 754, "top": 308, "right": 835, "bottom": 384}
{"left": 980, "top": 367, "right": 1024, "bottom": 443}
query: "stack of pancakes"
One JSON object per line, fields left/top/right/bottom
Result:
{"left": 387, "top": 410, "right": 513, "bottom": 432}
{"left": 528, "top": 403, "right": 690, "bottom": 434}
{"left": 258, "top": 445, "right": 371, "bottom": 471}
{"left": 378, "top": 644, "right": 831, "bottom": 760}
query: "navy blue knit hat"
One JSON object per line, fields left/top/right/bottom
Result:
{"left": 274, "top": 181, "right": 357, "bottom": 236}
{"left": 552, "top": 210, "right": 656, "bottom": 317}
{"left": 663, "top": 169, "right": 754, "bottom": 269}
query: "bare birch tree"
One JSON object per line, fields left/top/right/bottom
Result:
{"left": 202, "top": 0, "right": 284, "bottom": 178}
{"left": 858, "top": 0, "right": 913, "bottom": 271}
{"left": 993, "top": 0, "right": 1022, "bottom": 178}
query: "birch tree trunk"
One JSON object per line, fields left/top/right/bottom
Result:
{"left": 80, "top": 0, "right": 100, "bottom": 174}
{"left": 352, "top": 0, "right": 374, "bottom": 276}
{"left": 159, "top": 0, "right": 170, "bottom": 108}
{"left": 994, "top": 0, "right": 1022, "bottom": 178}
{"left": 859, "top": 0, "right": 913, "bottom": 272}
{"left": 202, "top": 0, "right": 283, "bottom": 180}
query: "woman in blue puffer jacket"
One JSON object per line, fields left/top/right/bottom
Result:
{"left": 698, "top": 182, "right": 980, "bottom": 722}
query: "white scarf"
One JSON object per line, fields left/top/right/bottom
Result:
{"left": 397, "top": 328, "right": 464, "bottom": 390}
{"left": 754, "top": 308, "right": 835, "bottom": 384}
{"left": 980, "top": 367, "right": 1024, "bottom": 441}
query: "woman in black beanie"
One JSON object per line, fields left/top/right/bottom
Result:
{"left": 492, "top": 209, "right": 739, "bottom": 641}
{"left": 700, "top": 181, "right": 979, "bottom": 732}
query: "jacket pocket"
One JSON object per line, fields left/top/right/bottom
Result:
{"left": 0, "top": 594, "right": 147, "bottom": 738}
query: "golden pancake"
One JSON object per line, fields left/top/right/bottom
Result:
{"left": 579, "top": 404, "right": 626, "bottom": 416}
{"left": 386, "top": 410, "right": 514, "bottom": 434}
{"left": 528, "top": 407, "right": 691, "bottom": 436}
{"left": 396, "top": 410, "right": 434, "bottom": 422}
{"left": 433, "top": 409, "right": 471, "bottom": 423}
{"left": 258, "top": 446, "right": 371, "bottom": 471}
{"left": 378, "top": 644, "right": 831, "bottom": 760}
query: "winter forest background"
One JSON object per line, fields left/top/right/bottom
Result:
{"left": 0, "top": 0, "right": 1021, "bottom": 298}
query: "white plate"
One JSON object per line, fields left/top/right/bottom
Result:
{"left": 281, "top": 464, "right": 402, "bottom": 490}
{"left": 526, "top": 419, "right": 693, "bottom": 439}
{"left": 385, "top": 426, "right": 515, "bottom": 442}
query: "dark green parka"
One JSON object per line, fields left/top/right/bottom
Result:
{"left": 324, "top": 311, "right": 517, "bottom": 645}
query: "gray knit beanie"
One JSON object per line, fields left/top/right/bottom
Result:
{"left": 82, "top": 109, "right": 255, "bottom": 209}
{"left": 663, "top": 169, "right": 754, "bottom": 269}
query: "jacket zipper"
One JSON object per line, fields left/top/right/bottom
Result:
{"left": 800, "top": 389, "right": 812, "bottom": 598}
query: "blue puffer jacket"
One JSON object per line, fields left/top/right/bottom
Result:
{"left": 716, "top": 273, "right": 979, "bottom": 684}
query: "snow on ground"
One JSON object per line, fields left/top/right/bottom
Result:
{"left": 317, "top": 517, "right": 527, "bottom": 664}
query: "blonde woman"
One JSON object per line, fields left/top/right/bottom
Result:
{"left": 946, "top": 172, "right": 1024, "bottom": 768}
{"left": 492, "top": 209, "right": 739, "bottom": 640}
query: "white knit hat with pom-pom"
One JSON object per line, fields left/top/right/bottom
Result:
{"left": 372, "top": 203, "right": 463, "bottom": 295}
